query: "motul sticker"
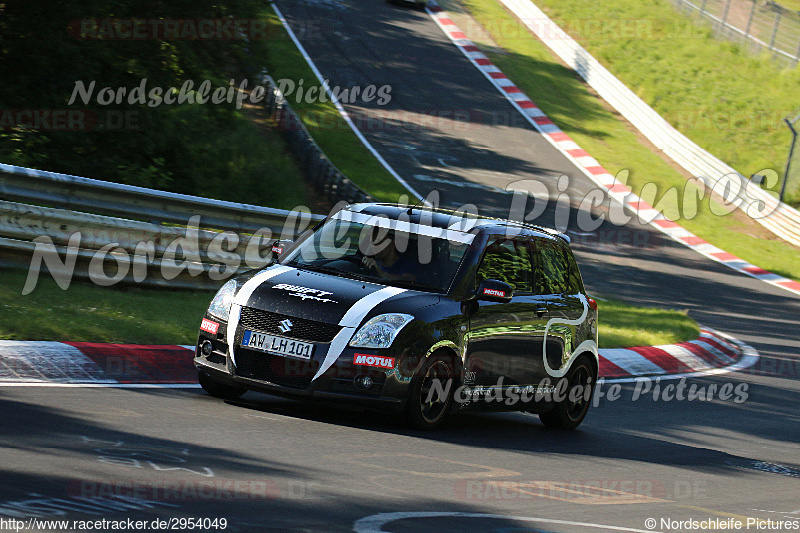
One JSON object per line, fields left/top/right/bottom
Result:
{"left": 271, "top": 245, "right": 283, "bottom": 255}
{"left": 483, "top": 288, "right": 505, "bottom": 298}
{"left": 353, "top": 354, "right": 395, "bottom": 369}
{"left": 200, "top": 318, "right": 220, "bottom": 334}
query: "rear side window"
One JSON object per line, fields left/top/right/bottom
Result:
{"left": 476, "top": 239, "right": 533, "bottom": 293}
{"left": 534, "top": 239, "right": 578, "bottom": 295}
{"left": 563, "top": 247, "right": 584, "bottom": 295}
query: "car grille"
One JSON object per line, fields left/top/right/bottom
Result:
{"left": 238, "top": 307, "right": 341, "bottom": 343}
{"left": 235, "top": 348, "right": 319, "bottom": 390}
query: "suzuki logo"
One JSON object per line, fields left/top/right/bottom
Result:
{"left": 278, "top": 319, "right": 293, "bottom": 333}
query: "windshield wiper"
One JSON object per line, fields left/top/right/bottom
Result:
{"left": 291, "top": 262, "right": 377, "bottom": 284}
{"left": 291, "top": 262, "right": 344, "bottom": 277}
{"left": 383, "top": 279, "right": 442, "bottom": 293}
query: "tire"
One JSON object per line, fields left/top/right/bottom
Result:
{"left": 198, "top": 371, "right": 247, "bottom": 400}
{"left": 406, "top": 354, "right": 455, "bottom": 429}
{"left": 539, "top": 356, "right": 594, "bottom": 430}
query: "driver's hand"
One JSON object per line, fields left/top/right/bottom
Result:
{"left": 362, "top": 256, "right": 377, "bottom": 271}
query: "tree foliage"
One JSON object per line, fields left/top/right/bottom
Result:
{"left": 0, "top": 0, "right": 305, "bottom": 207}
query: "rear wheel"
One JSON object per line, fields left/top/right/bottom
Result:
{"left": 539, "top": 356, "right": 594, "bottom": 430}
{"left": 198, "top": 371, "right": 247, "bottom": 400}
{"left": 406, "top": 354, "right": 455, "bottom": 429}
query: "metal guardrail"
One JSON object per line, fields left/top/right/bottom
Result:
{"left": 0, "top": 74, "right": 380, "bottom": 290}
{"left": 499, "top": 0, "right": 800, "bottom": 248}
{"left": 0, "top": 198, "right": 323, "bottom": 290}
{"left": 261, "top": 75, "right": 375, "bottom": 206}
{"left": 0, "top": 163, "right": 317, "bottom": 235}
{"left": 0, "top": 165, "right": 326, "bottom": 289}
{"left": 0, "top": 73, "right": 390, "bottom": 291}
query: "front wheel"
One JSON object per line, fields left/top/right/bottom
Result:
{"left": 539, "top": 356, "right": 594, "bottom": 430}
{"left": 198, "top": 371, "right": 247, "bottom": 400}
{"left": 406, "top": 354, "right": 455, "bottom": 429}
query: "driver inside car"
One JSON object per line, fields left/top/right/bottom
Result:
{"left": 359, "top": 229, "right": 422, "bottom": 282}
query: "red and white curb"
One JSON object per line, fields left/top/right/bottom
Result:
{"left": 0, "top": 342, "right": 197, "bottom": 387}
{"left": 599, "top": 326, "right": 759, "bottom": 383}
{"left": 0, "top": 327, "right": 757, "bottom": 386}
{"left": 425, "top": 3, "right": 800, "bottom": 298}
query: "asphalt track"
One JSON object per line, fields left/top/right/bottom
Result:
{"left": 1, "top": 0, "right": 799, "bottom": 531}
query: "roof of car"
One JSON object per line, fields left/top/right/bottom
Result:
{"left": 347, "top": 203, "right": 570, "bottom": 244}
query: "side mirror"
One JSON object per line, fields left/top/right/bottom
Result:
{"left": 476, "top": 279, "right": 513, "bottom": 303}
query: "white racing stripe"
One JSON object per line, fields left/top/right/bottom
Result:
{"left": 333, "top": 210, "right": 476, "bottom": 244}
{"left": 227, "top": 265, "right": 295, "bottom": 365}
{"left": 542, "top": 294, "right": 596, "bottom": 378}
{"left": 312, "top": 286, "right": 407, "bottom": 381}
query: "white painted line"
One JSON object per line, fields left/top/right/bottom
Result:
{"left": 271, "top": 4, "right": 424, "bottom": 202}
{"left": 425, "top": 2, "right": 800, "bottom": 299}
{"left": 354, "top": 511, "right": 661, "bottom": 533}
{"left": 0, "top": 383, "right": 201, "bottom": 388}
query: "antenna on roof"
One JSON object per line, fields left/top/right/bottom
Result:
{"left": 406, "top": 195, "right": 426, "bottom": 215}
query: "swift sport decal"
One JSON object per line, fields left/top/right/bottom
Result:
{"left": 271, "top": 283, "right": 338, "bottom": 304}
{"left": 227, "top": 265, "right": 295, "bottom": 365}
{"left": 542, "top": 293, "right": 597, "bottom": 378}
{"left": 312, "top": 286, "right": 407, "bottom": 381}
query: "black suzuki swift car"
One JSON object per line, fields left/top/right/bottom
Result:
{"left": 195, "top": 204, "right": 598, "bottom": 429}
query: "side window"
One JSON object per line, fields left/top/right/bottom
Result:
{"left": 476, "top": 239, "right": 533, "bottom": 294}
{"left": 563, "top": 248, "right": 584, "bottom": 294}
{"left": 534, "top": 239, "right": 568, "bottom": 295}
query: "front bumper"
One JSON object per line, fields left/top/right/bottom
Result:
{"left": 193, "top": 320, "right": 412, "bottom": 412}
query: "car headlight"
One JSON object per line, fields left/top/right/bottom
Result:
{"left": 207, "top": 279, "right": 239, "bottom": 322}
{"left": 350, "top": 313, "right": 414, "bottom": 349}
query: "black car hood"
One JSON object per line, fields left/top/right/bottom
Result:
{"left": 241, "top": 265, "right": 440, "bottom": 326}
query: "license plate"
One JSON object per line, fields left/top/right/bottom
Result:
{"left": 241, "top": 330, "right": 314, "bottom": 360}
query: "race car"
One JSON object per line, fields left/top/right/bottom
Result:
{"left": 194, "top": 203, "right": 598, "bottom": 429}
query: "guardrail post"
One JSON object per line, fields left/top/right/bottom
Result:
{"left": 795, "top": 30, "right": 800, "bottom": 65}
{"left": 769, "top": 11, "right": 782, "bottom": 53}
{"left": 721, "top": 0, "right": 732, "bottom": 28}
{"left": 781, "top": 117, "right": 798, "bottom": 203}
{"left": 744, "top": 0, "right": 756, "bottom": 40}
{"left": 700, "top": 0, "right": 707, "bottom": 15}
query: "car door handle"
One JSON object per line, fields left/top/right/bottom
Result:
{"left": 535, "top": 307, "right": 548, "bottom": 317}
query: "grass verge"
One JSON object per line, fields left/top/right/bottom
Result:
{"left": 596, "top": 297, "right": 699, "bottom": 348}
{"left": 458, "top": 0, "right": 800, "bottom": 282}
{"left": 527, "top": 0, "right": 800, "bottom": 205}
{"left": 259, "top": 9, "right": 413, "bottom": 203}
{"left": 0, "top": 270, "right": 214, "bottom": 345}
{"left": 2, "top": 270, "right": 697, "bottom": 349}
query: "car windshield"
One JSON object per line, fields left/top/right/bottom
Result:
{"left": 282, "top": 214, "right": 474, "bottom": 293}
